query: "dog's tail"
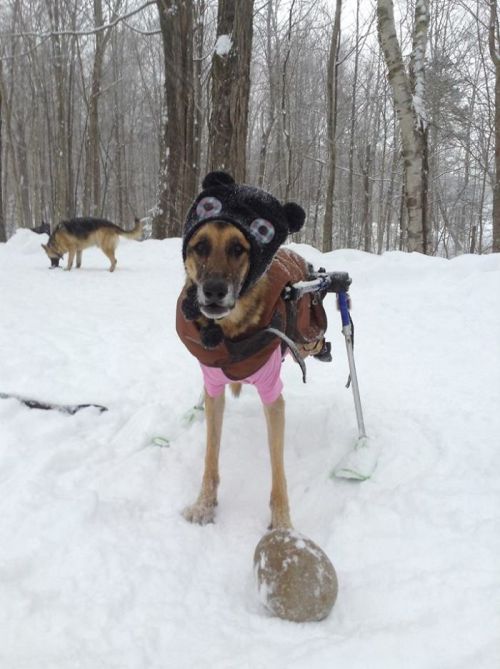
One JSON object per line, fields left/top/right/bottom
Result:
{"left": 230, "top": 383, "right": 242, "bottom": 398}
{"left": 120, "top": 217, "right": 143, "bottom": 240}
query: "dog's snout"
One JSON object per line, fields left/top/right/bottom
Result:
{"left": 203, "top": 278, "right": 228, "bottom": 303}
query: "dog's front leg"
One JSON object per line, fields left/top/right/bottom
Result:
{"left": 66, "top": 249, "right": 75, "bottom": 271}
{"left": 264, "top": 394, "right": 292, "bottom": 529}
{"left": 183, "top": 390, "right": 224, "bottom": 525}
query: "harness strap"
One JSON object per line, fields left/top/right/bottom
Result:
{"left": 264, "top": 327, "right": 307, "bottom": 383}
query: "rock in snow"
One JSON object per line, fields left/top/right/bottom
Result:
{"left": 254, "top": 529, "right": 338, "bottom": 622}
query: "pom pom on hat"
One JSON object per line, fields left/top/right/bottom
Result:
{"left": 202, "top": 171, "right": 235, "bottom": 189}
{"left": 283, "top": 202, "right": 306, "bottom": 233}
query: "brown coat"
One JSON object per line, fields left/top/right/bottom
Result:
{"left": 176, "top": 248, "right": 327, "bottom": 380}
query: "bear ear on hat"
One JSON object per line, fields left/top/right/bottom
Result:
{"left": 202, "top": 171, "right": 235, "bottom": 189}
{"left": 283, "top": 202, "right": 305, "bottom": 233}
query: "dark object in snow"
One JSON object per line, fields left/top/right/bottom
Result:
{"left": 0, "top": 393, "right": 108, "bottom": 415}
{"left": 254, "top": 529, "right": 338, "bottom": 622}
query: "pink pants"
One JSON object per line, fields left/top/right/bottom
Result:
{"left": 200, "top": 346, "right": 283, "bottom": 405}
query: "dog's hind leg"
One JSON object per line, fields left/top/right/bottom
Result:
{"left": 183, "top": 390, "right": 225, "bottom": 524}
{"left": 104, "top": 248, "right": 117, "bottom": 272}
{"left": 101, "top": 238, "right": 118, "bottom": 272}
{"left": 76, "top": 250, "right": 82, "bottom": 268}
{"left": 264, "top": 394, "right": 292, "bottom": 529}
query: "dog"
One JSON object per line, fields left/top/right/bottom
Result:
{"left": 41, "top": 217, "right": 143, "bottom": 271}
{"left": 176, "top": 172, "right": 328, "bottom": 530}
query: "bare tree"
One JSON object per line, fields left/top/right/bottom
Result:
{"left": 489, "top": 0, "right": 500, "bottom": 251}
{"left": 152, "top": 0, "right": 197, "bottom": 238}
{"left": 0, "top": 58, "right": 5, "bottom": 243}
{"left": 322, "top": 0, "right": 342, "bottom": 252}
{"left": 0, "top": 0, "right": 495, "bottom": 258}
{"left": 82, "top": 0, "right": 122, "bottom": 217}
{"left": 46, "top": 0, "right": 71, "bottom": 223}
{"left": 208, "top": 0, "right": 254, "bottom": 182}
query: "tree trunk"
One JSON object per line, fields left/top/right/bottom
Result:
{"left": 346, "top": 0, "right": 360, "bottom": 248}
{"left": 489, "top": 0, "right": 500, "bottom": 252}
{"left": 83, "top": 0, "right": 121, "bottom": 217}
{"left": 0, "top": 60, "right": 5, "bottom": 242}
{"left": 377, "top": 0, "right": 429, "bottom": 254}
{"left": 322, "top": 0, "right": 342, "bottom": 252}
{"left": 257, "top": 1, "right": 278, "bottom": 189}
{"left": 47, "top": 0, "right": 69, "bottom": 224}
{"left": 362, "top": 142, "right": 372, "bottom": 252}
{"left": 208, "top": 0, "right": 254, "bottom": 183}
{"left": 153, "top": 0, "right": 197, "bottom": 239}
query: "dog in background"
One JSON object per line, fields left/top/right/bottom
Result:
{"left": 176, "top": 172, "right": 328, "bottom": 530}
{"left": 41, "top": 217, "right": 143, "bottom": 271}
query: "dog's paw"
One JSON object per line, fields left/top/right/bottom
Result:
{"left": 182, "top": 502, "right": 216, "bottom": 525}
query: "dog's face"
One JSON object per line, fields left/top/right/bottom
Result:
{"left": 185, "top": 221, "right": 251, "bottom": 319}
{"left": 41, "top": 243, "right": 61, "bottom": 268}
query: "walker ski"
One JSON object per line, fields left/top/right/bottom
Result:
{"left": 330, "top": 291, "right": 376, "bottom": 480}
{"left": 284, "top": 269, "right": 376, "bottom": 480}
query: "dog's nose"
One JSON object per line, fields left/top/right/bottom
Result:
{"left": 203, "top": 278, "right": 228, "bottom": 303}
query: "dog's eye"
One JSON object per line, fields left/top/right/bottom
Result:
{"left": 228, "top": 241, "right": 246, "bottom": 258}
{"left": 250, "top": 218, "right": 275, "bottom": 244}
{"left": 192, "top": 239, "right": 210, "bottom": 257}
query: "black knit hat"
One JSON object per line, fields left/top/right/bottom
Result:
{"left": 183, "top": 171, "right": 305, "bottom": 294}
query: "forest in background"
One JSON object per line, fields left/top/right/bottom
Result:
{"left": 0, "top": 0, "right": 498, "bottom": 257}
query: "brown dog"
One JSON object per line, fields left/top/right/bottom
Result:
{"left": 42, "top": 217, "right": 143, "bottom": 271}
{"left": 178, "top": 222, "right": 326, "bottom": 529}
{"left": 181, "top": 221, "right": 292, "bottom": 528}
{"left": 176, "top": 171, "right": 327, "bottom": 530}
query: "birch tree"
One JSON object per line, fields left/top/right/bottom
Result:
{"left": 377, "top": 0, "right": 429, "bottom": 253}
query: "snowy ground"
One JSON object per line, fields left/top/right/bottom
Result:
{"left": 0, "top": 230, "right": 499, "bottom": 669}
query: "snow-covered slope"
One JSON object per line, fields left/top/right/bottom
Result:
{"left": 1, "top": 230, "right": 499, "bottom": 668}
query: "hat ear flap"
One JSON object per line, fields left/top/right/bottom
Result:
{"left": 283, "top": 202, "right": 305, "bottom": 233}
{"left": 202, "top": 171, "right": 236, "bottom": 189}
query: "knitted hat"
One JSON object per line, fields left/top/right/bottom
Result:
{"left": 183, "top": 171, "right": 305, "bottom": 295}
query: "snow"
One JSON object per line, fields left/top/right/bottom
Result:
{"left": 215, "top": 34, "right": 232, "bottom": 56}
{"left": 1, "top": 230, "right": 499, "bottom": 668}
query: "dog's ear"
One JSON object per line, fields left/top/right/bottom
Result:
{"left": 283, "top": 202, "right": 305, "bottom": 233}
{"left": 202, "top": 171, "right": 235, "bottom": 189}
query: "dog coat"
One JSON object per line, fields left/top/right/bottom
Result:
{"left": 176, "top": 248, "right": 328, "bottom": 390}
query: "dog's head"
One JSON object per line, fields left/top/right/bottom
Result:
{"left": 183, "top": 172, "right": 306, "bottom": 304}
{"left": 41, "top": 241, "right": 62, "bottom": 269}
{"left": 184, "top": 221, "right": 251, "bottom": 319}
